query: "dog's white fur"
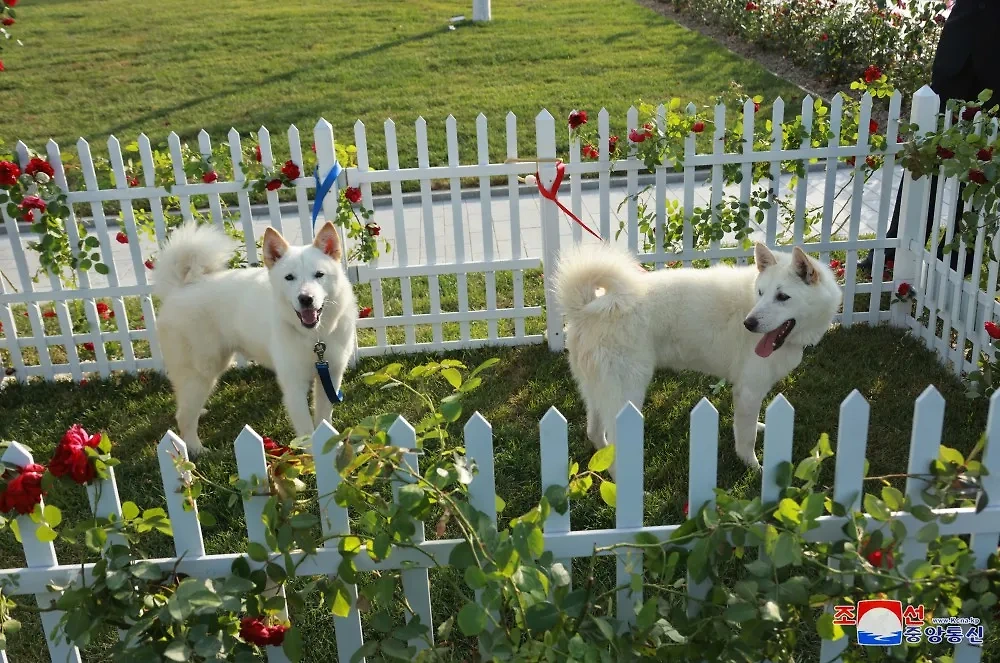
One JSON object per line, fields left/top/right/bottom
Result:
{"left": 154, "top": 222, "right": 357, "bottom": 456}
{"left": 553, "top": 242, "right": 841, "bottom": 471}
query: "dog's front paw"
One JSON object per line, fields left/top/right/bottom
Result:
{"left": 738, "top": 449, "right": 762, "bottom": 473}
{"left": 185, "top": 440, "right": 205, "bottom": 459}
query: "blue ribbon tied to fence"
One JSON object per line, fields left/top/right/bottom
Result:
{"left": 311, "top": 160, "right": 344, "bottom": 231}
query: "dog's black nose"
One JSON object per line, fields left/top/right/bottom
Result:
{"left": 298, "top": 294, "right": 314, "bottom": 308}
{"left": 744, "top": 316, "right": 758, "bottom": 332}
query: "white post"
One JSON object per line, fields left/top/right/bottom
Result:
{"left": 892, "top": 86, "right": 940, "bottom": 327}
{"left": 472, "top": 0, "right": 491, "bottom": 21}
{"left": 536, "top": 109, "right": 564, "bottom": 351}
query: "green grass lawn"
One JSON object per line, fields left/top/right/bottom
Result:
{"left": 2, "top": 0, "right": 800, "bottom": 169}
{"left": 0, "top": 320, "right": 993, "bottom": 660}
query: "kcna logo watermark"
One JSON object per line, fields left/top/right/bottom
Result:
{"left": 833, "top": 600, "right": 984, "bottom": 647}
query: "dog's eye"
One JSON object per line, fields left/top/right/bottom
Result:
{"left": 284, "top": 274, "right": 295, "bottom": 281}
{"left": 776, "top": 292, "right": 790, "bottom": 302}
{"left": 314, "top": 271, "right": 325, "bottom": 279}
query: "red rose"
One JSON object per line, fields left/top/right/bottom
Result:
{"left": 865, "top": 156, "right": 877, "bottom": 169}
{"left": 344, "top": 186, "right": 362, "bottom": 204}
{"left": 885, "top": 260, "right": 894, "bottom": 269}
{"left": 115, "top": 231, "right": 128, "bottom": 244}
{"left": 986, "top": 321, "right": 1000, "bottom": 340}
{"left": 4, "top": 1, "right": 14, "bottom": 7}
{"left": 201, "top": 171, "right": 218, "bottom": 184}
{"left": 19, "top": 196, "right": 46, "bottom": 213}
{"left": 745, "top": 1, "right": 758, "bottom": 9}
{"left": 366, "top": 223, "right": 381, "bottom": 237}
{"left": 1, "top": 18, "right": 13, "bottom": 26}
{"left": 24, "top": 157, "right": 54, "bottom": 179}
{"left": 753, "top": 101, "right": 761, "bottom": 113}
{"left": 936, "top": 146, "right": 955, "bottom": 160}
{"left": 0, "top": 161, "right": 19, "bottom": 187}
{"left": 863, "top": 65, "right": 883, "bottom": 83}
{"left": 281, "top": 160, "right": 300, "bottom": 180}
{"left": 96, "top": 302, "right": 109, "bottom": 315}
{"left": 254, "top": 145, "right": 262, "bottom": 162}
{"left": 829, "top": 259, "right": 840, "bottom": 269}
{"left": 79, "top": 379, "right": 88, "bottom": 386}
{"left": 568, "top": 110, "right": 588, "bottom": 130}
{"left": 359, "top": 306, "right": 373, "bottom": 319}
{"left": 128, "top": 176, "right": 140, "bottom": 187}
{"left": 144, "top": 259, "right": 154, "bottom": 270}
{"left": 608, "top": 135, "right": 619, "bottom": 153}
{"left": 83, "top": 342, "right": 95, "bottom": 352}
{"left": 0, "top": 464, "right": 46, "bottom": 515}
{"left": 897, "top": 282, "right": 912, "bottom": 297}
{"left": 846, "top": 156, "right": 856, "bottom": 167}
{"left": 682, "top": 502, "right": 689, "bottom": 516}
{"left": 869, "top": 119, "right": 879, "bottom": 134}
{"left": 582, "top": 144, "right": 599, "bottom": 159}
{"left": 240, "top": 617, "right": 288, "bottom": 647}
{"left": 311, "top": 143, "right": 316, "bottom": 153}
{"left": 43, "top": 310, "right": 56, "bottom": 318}
{"left": 49, "top": 424, "right": 101, "bottom": 485}
{"left": 962, "top": 107, "right": 982, "bottom": 122}
{"left": 969, "top": 169, "right": 988, "bottom": 185}
{"left": 820, "top": 33, "right": 828, "bottom": 41}
{"left": 836, "top": 267, "right": 845, "bottom": 278}
{"left": 977, "top": 147, "right": 993, "bottom": 162}
{"left": 0, "top": 61, "right": 5, "bottom": 73}
{"left": 629, "top": 128, "right": 648, "bottom": 144}
{"left": 262, "top": 437, "right": 291, "bottom": 457}
{"left": 691, "top": 121, "right": 705, "bottom": 133}
{"left": 866, "top": 548, "right": 894, "bottom": 569}
{"left": 266, "top": 179, "right": 282, "bottom": 191}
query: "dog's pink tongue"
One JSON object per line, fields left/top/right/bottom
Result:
{"left": 300, "top": 308, "right": 319, "bottom": 326}
{"left": 755, "top": 329, "right": 781, "bottom": 358}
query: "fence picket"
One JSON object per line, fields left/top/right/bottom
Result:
{"left": 536, "top": 110, "right": 562, "bottom": 351}
{"left": 353, "top": 119, "right": 388, "bottom": 348}
{"left": 446, "top": 115, "right": 472, "bottom": 343}
{"left": 1, "top": 443, "right": 82, "bottom": 663}
{"left": 256, "top": 127, "right": 285, "bottom": 237}
{"left": 708, "top": 103, "right": 726, "bottom": 266}
{"left": 614, "top": 403, "right": 644, "bottom": 624}
{"left": 869, "top": 91, "right": 903, "bottom": 325}
{"left": 310, "top": 421, "right": 366, "bottom": 663}
{"left": 820, "top": 94, "right": 843, "bottom": 267}
{"left": 626, "top": 106, "right": 639, "bottom": 255}
{"left": 568, "top": 113, "right": 583, "bottom": 246}
{"left": 227, "top": 128, "right": 259, "bottom": 265}
{"left": 464, "top": 412, "right": 498, "bottom": 633}
{"left": 506, "top": 111, "right": 526, "bottom": 339}
{"left": 598, "top": 108, "right": 611, "bottom": 240}
{"left": 654, "top": 104, "right": 667, "bottom": 267}
{"left": 287, "top": 125, "right": 313, "bottom": 242}
{"left": 157, "top": 431, "right": 207, "bottom": 558}
{"left": 416, "top": 117, "right": 444, "bottom": 345}
{"left": 384, "top": 119, "right": 416, "bottom": 347}
{"left": 792, "top": 97, "right": 814, "bottom": 247}
{"left": 539, "top": 407, "right": 572, "bottom": 582}
{"left": 766, "top": 98, "right": 784, "bottom": 247}
{"left": 196, "top": 130, "right": 226, "bottom": 231}
{"left": 841, "top": 93, "right": 873, "bottom": 327}
{"left": 686, "top": 398, "right": 718, "bottom": 617}
{"left": 388, "top": 417, "right": 434, "bottom": 650}
{"left": 476, "top": 114, "right": 499, "bottom": 340}
{"left": 899, "top": 386, "right": 945, "bottom": 576}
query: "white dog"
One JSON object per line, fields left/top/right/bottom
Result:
{"left": 153, "top": 222, "right": 357, "bottom": 456}
{"left": 554, "top": 242, "right": 841, "bottom": 471}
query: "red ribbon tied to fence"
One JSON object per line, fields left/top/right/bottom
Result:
{"left": 535, "top": 160, "right": 604, "bottom": 241}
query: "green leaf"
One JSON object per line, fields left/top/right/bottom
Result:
{"left": 817, "top": 612, "right": 845, "bottom": 640}
{"left": 525, "top": 601, "right": 560, "bottom": 632}
{"left": 881, "top": 486, "right": 905, "bottom": 511}
{"left": 863, "top": 494, "right": 892, "bottom": 521}
{"left": 448, "top": 541, "right": 477, "bottom": 569}
{"left": 457, "top": 602, "right": 487, "bottom": 636}
{"left": 776, "top": 498, "right": 801, "bottom": 525}
{"left": 917, "top": 522, "right": 939, "bottom": 543}
{"left": 464, "top": 566, "right": 487, "bottom": 590}
{"left": 330, "top": 581, "right": 352, "bottom": 618}
{"left": 198, "top": 511, "right": 217, "bottom": 527}
{"left": 164, "top": 641, "right": 189, "bottom": 662}
{"left": 724, "top": 602, "right": 756, "bottom": 623}
{"left": 94, "top": 263, "right": 109, "bottom": 275}
{"left": 771, "top": 532, "right": 800, "bottom": 568}
{"left": 439, "top": 394, "right": 463, "bottom": 423}
{"left": 469, "top": 357, "right": 500, "bottom": 379}
{"left": 247, "top": 541, "right": 269, "bottom": 562}
{"left": 440, "top": 367, "right": 462, "bottom": 389}
{"left": 599, "top": 481, "right": 617, "bottom": 507}
{"left": 588, "top": 445, "right": 615, "bottom": 473}
{"left": 35, "top": 525, "right": 57, "bottom": 543}
{"left": 282, "top": 626, "right": 304, "bottom": 662}
{"left": 42, "top": 505, "right": 62, "bottom": 528}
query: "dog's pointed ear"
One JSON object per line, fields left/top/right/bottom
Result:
{"left": 313, "top": 222, "right": 342, "bottom": 261}
{"left": 262, "top": 227, "right": 289, "bottom": 269}
{"left": 792, "top": 246, "right": 819, "bottom": 284}
{"left": 755, "top": 243, "right": 777, "bottom": 272}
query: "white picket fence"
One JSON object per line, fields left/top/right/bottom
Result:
{"left": 0, "top": 386, "right": 997, "bottom": 662}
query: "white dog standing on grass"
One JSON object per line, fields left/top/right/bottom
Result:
{"left": 554, "top": 242, "right": 842, "bottom": 472}
{"left": 153, "top": 222, "right": 357, "bottom": 457}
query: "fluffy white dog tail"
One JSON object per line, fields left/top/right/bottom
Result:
{"left": 152, "top": 223, "right": 236, "bottom": 301}
{"left": 553, "top": 243, "right": 646, "bottom": 318}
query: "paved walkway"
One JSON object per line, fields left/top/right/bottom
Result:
{"left": 0, "top": 165, "right": 911, "bottom": 294}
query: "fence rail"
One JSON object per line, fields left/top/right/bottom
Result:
{"left": 0, "top": 386, "right": 997, "bottom": 661}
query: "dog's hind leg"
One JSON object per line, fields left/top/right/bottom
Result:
{"left": 595, "top": 368, "right": 653, "bottom": 480}
{"left": 174, "top": 377, "right": 217, "bottom": 458}
{"left": 733, "top": 387, "right": 764, "bottom": 472}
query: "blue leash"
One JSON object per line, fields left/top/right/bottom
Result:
{"left": 311, "top": 161, "right": 346, "bottom": 405}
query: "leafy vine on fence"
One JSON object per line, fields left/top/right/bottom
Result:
{"left": 0, "top": 358, "right": 996, "bottom": 661}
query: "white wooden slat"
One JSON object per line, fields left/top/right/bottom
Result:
{"left": 766, "top": 99, "right": 784, "bottom": 247}
{"left": 157, "top": 430, "right": 207, "bottom": 558}
{"left": 446, "top": 115, "right": 472, "bottom": 342}
{"left": 197, "top": 130, "right": 226, "bottom": 232}
{"left": 354, "top": 119, "right": 388, "bottom": 348}
{"left": 654, "top": 104, "right": 667, "bottom": 267}
{"left": 137, "top": 133, "right": 170, "bottom": 246}
{"left": 476, "top": 114, "right": 499, "bottom": 340}
{"left": 960, "top": 116, "right": 992, "bottom": 369}
{"left": 313, "top": 120, "right": 351, "bottom": 280}
{"left": 234, "top": 425, "right": 290, "bottom": 663}
{"left": 820, "top": 94, "right": 844, "bottom": 266}
{"left": 761, "top": 395, "right": 794, "bottom": 505}
{"left": 310, "top": 421, "right": 365, "bottom": 663}
{"left": 166, "top": 132, "right": 195, "bottom": 227}
{"left": 416, "top": 117, "right": 444, "bottom": 345}
{"left": 598, "top": 109, "right": 611, "bottom": 239}
{"left": 686, "top": 398, "right": 718, "bottom": 617}
{"left": 614, "top": 403, "right": 644, "bottom": 624}
{"left": 869, "top": 92, "right": 903, "bottom": 325}
{"left": 567, "top": 113, "right": 583, "bottom": 246}
{"left": 682, "top": 103, "right": 697, "bottom": 266}
{"left": 257, "top": 127, "right": 285, "bottom": 237}
{"left": 226, "top": 128, "right": 259, "bottom": 266}
{"left": 287, "top": 125, "right": 313, "bottom": 242}
{"left": 1, "top": 442, "right": 83, "bottom": 663}
{"left": 465, "top": 412, "right": 498, "bottom": 630}
{"left": 0, "top": 268, "right": 26, "bottom": 379}
{"left": 841, "top": 94, "right": 874, "bottom": 327}
{"left": 738, "top": 99, "right": 754, "bottom": 266}
{"left": 792, "top": 96, "right": 814, "bottom": 247}
{"left": 86, "top": 464, "right": 127, "bottom": 550}
{"left": 388, "top": 417, "right": 433, "bottom": 650}
{"left": 954, "top": 389, "right": 1000, "bottom": 663}
{"left": 626, "top": 106, "right": 639, "bottom": 255}
{"left": 899, "top": 386, "right": 945, "bottom": 569}
{"left": 506, "top": 111, "right": 526, "bottom": 340}
{"left": 818, "top": 390, "right": 869, "bottom": 663}
{"left": 536, "top": 110, "right": 563, "bottom": 351}
{"left": 539, "top": 407, "right": 572, "bottom": 581}
{"left": 384, "top": 119, "right": 416, "bottom": 347}
{"left": 77, "top": 137, "right": 136, "bottom": 374}
{"left": 705, "top": 103, "right": 726, "bottom": 267}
